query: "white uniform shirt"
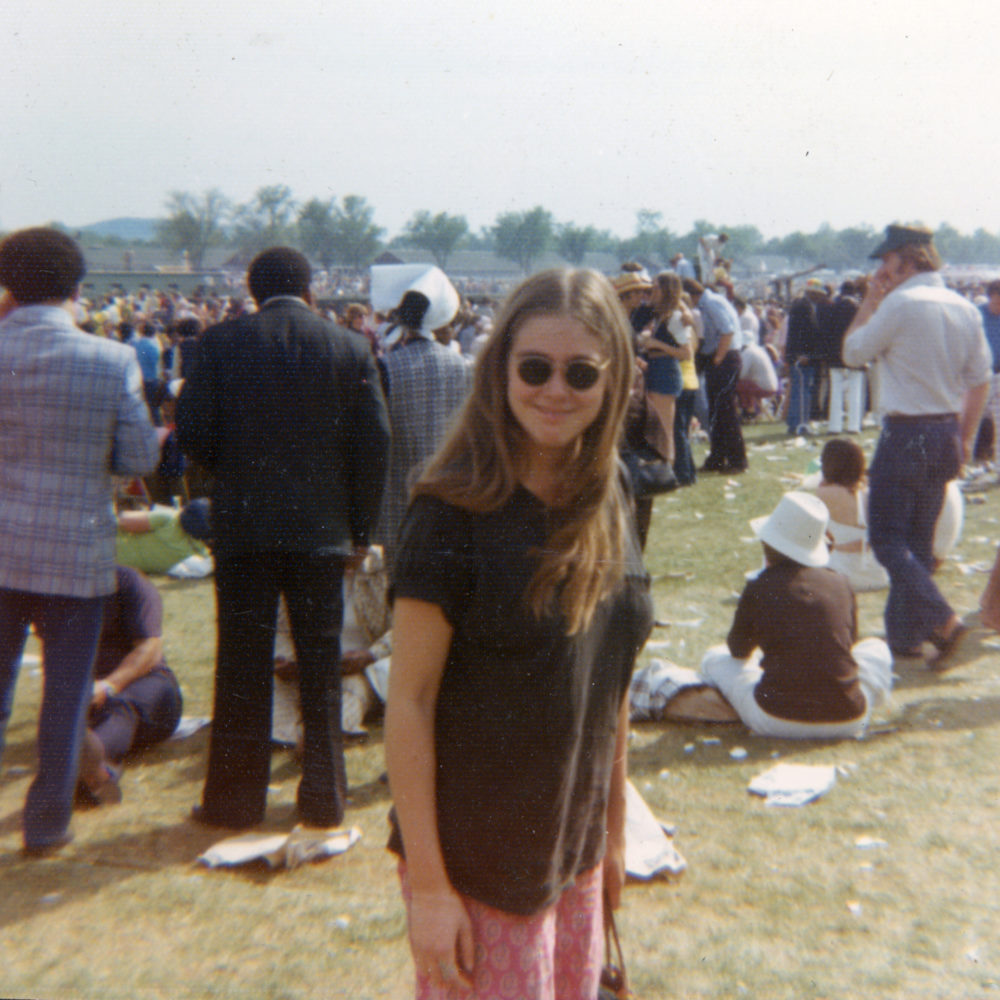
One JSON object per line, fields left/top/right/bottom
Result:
{"left": 842, "top": 272, "right": 991, "bottom": 415}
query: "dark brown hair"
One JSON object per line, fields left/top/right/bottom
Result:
{"left": 821, "top": 437, "right": 866, "bottom": 489}
{"left": 0, "top": 227, "right": 85, "bottom": 304}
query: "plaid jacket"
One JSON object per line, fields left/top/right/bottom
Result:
{"left": 374, "top": 339, "right": 472, "bottom": 566}
{"left": 0, "top": 305, "right": 159, "bottom": 597}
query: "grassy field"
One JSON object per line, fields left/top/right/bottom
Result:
{"left": 1, "top": 420, "right": 999, "bottom": 1000}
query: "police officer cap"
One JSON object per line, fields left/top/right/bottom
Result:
{"left": 869, "top": 224, "right": 934, "bottom": 259}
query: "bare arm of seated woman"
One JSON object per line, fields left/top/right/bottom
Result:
{"left": 816, "top": 482, "right": 864, "bottom": 552}
{"left": 117, "top": 510, "right": 156, "bottom": 533}
{"left": 385, "top": 598, "right": 475, "bottom": 990}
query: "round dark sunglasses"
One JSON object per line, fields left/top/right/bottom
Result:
{"left": 515, "top": 355, "right": 609, "bottom": 391}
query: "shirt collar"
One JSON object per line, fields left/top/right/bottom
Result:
{"left": 260, "top": 295, "right": 309, "bottom": 309}
{"left": 897, "top": 271, "right": 944, "bottom": 292}
{"left": 1, "top": 303, "right": 79, "bottom": 329}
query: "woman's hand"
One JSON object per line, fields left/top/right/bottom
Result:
{"left": 91, "top": 679, "right": 111, "bottom": 709}
{"left": 408, "top": 886, "right": 476, "bottom": 991}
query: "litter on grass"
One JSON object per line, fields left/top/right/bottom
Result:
{"left": 198, "top": 824, "right": 362, "bottom": 870}
{"left": 747, "top": 762, "right": 837, "bottom": 806}
{"left": 854, "top": 836, "right": 888, "bottom": 849}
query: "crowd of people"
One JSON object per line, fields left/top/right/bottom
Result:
{"left": 0, "top": 221, "right": 997, "bottom": 999}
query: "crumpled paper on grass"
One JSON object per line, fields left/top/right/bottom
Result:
{"left": 747, "top": 763, "right": 837, "bottom": 807}
{"left": 624, "top": 780, "right": 686, "bottom": 881}
{"left": 198, "top": 824, "right": 362, "bottom": 870}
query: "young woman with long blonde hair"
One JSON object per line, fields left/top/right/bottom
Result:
{"left": 385, "top": 268, "right": 653, "bottom": 1000}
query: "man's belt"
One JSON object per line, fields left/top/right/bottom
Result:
{"left": 884, "top": 412, "right": 958, "bottom": 424}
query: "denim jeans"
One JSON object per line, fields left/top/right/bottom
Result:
{"left": 867, "top": 417, "right": 962, "bottom": 651}
{"left": 786, "top": 362, "right": 818, "bottom": 433}
{"left": 0, "top": 589, "right": 106, "bottom": 849}
{"left": 673, "top": 388, "right": 698, "bottom": 485}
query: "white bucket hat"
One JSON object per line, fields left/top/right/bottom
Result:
{"left": 749, "top": 491, "right": 830, "bottom": 567}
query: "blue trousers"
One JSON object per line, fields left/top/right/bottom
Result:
{"left": 673, "top": 388, "right": 697, "bottom": 485}
{"left": 867, "top": 418, "right": 962, "bottom": 651}
{"left": 786, "top": 362, "right": 818, "bottom": 433}
{"left": 201, "top": 550, "right": 346, "bottom": 828}
{"left": 0, "top": 589, "right": 106, "bottom": 850}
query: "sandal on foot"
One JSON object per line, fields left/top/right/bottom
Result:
{"left": 928, "top": 622, "right": 969, "bottom": 672}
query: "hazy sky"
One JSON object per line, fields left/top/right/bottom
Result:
{"left": 2, "top": 0, "right": 996, "bottom": 240}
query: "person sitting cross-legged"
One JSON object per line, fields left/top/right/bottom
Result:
{"left": 698, "top": 492, "right": 893, "bottom": 739}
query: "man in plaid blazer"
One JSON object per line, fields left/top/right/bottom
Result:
{"left": 0, "top": 228, "right": 159, "bottom": 855}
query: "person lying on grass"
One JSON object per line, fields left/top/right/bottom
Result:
{"left": 697, "top": 491, "right": 894, "bottom": 739}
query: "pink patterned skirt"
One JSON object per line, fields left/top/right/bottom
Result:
{"left": 399, "top": 861, "right": 604, "bottom": 1000}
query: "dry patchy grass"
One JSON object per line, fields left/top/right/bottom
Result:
{"left": 2, "top": 422, "right": 999, "bottom": 999}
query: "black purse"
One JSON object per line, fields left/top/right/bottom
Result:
{"left": 622, "top": 442, "right": 678, "bottom": 497}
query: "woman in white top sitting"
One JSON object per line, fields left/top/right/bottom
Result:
{"left": 815, "top": 438, "right": 889, "bottom": 592}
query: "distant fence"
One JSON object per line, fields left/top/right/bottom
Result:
{"left": 79, "top": 270, "right": 235, "bottom": 300}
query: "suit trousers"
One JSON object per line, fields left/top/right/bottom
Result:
{"left": 202, "top": 550, "right": 346, "bottom": 828}
{"left": 867, "top": 417, "right": 962, "bottom": 652}
{"left": 702, "top": 350, "right": 747, "bottom": 470}
{"left": 0, "top": 589, "right": 106, "bottom": 850}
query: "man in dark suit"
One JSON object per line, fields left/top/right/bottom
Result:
{"left": 177, "top": 247, "right": 390, "bottom": 829}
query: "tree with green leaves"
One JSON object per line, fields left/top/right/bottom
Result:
{"left": 556, "top": 223, "right": 596, "bottom": 265}
{"left": 156, "top": 189, "right": 230, "bottom": 268}
{"left": 492, "top": 206, "right": 554, "bottom": 274}
{"left": 402, "top": 211, "right": 469, "bottom": 269}
{"left": 231, "top": 185, "right": 296, "bottom": 258}
{"left": 297, "top": 198, "right": 337, "bottom": 269}
{"left": 328, "top": 195, "right": 384, "bottom": 269}
{"left": 618, "top": 210, "right": 676, "bottom": 269}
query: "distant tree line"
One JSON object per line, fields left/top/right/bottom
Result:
{"left": 52, "top": 185, "right": 1000, "bottom": 275}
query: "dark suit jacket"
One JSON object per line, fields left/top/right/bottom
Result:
{"left": 176, "top": 297, "right": 390, "bottom": 556}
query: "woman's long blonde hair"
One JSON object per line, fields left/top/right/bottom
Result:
{"left": 414, "top": 268, "right": 636, "bottom": 633}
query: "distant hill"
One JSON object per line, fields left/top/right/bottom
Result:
{"left": 77, "top": 217, "right": 159, "bottom": 242}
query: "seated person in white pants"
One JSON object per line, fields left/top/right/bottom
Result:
{"left": 699, "top": 491, "right": 893, "bottom": 739}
